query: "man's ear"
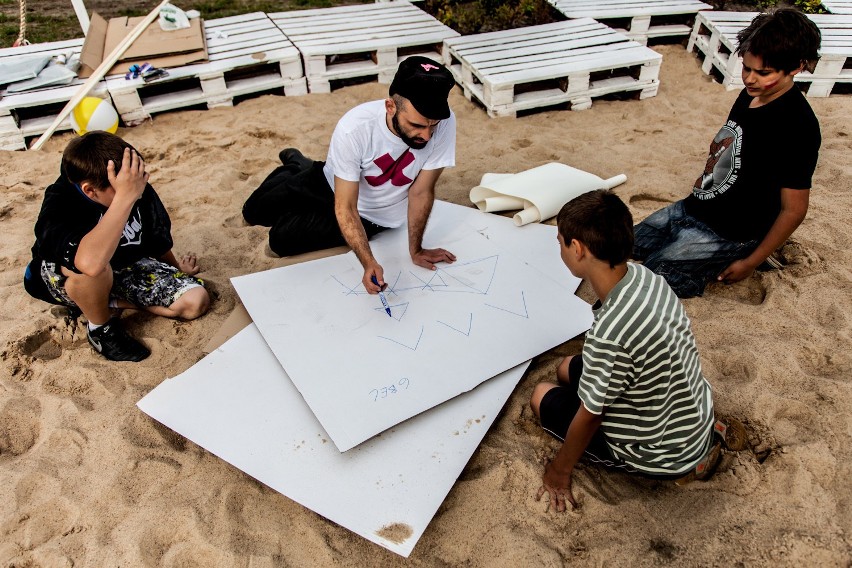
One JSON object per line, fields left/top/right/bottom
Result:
{"left": 385, "top": 97, "right": 397, "bottom": 117}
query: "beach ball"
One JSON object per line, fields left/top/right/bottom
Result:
{"left": 70, "top": 97, "right": 119, "bottom": 135}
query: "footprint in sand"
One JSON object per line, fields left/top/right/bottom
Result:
{"left": 511, "top": 138, "right": 533, "bottom": 150}
{"left": 4, "top": 319, "right": 80, "bottom": 378}
{"left": 707, "top": 349, "right": 759, "bottom": 385}
{"left": 17, "top": 328, "right": 65, "bottom": 361}
{"left": 121, "top": 411, "right": 187, "bottom": 452}
{"left": 629, "top": 193, "right": 672, "bottom": 210}
{"left": 222, "top": 213, "right": 249, "bottom": 228}
{"left": 797, "top": 345, "right": 850, "bottom": 382}
{"left": 196, "top": 483, "right": 302, "bottom": 556}
{"left": 0, "top": 396, "right": 41, "bottom": 457}
{"left": 114, "top": 454, "right": 182, "bottom": 505}
{"left": 777, "top": 241, "right": 827, "bottom": 278}
{"left": 705, "top": 276, "right": 767, "bottom": 305}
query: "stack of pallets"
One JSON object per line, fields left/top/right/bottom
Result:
{"left": 547, "top": 0, "right": 712, "bottom": 45}
{"left": 270, "top": 2, "right": 458, "bottom": 93}
{"left": 0, "top": 39, "right": 110, "bottom": 150}
{"left": 106, "top": 12, "right": 306, "bottom": 125}
{"left": 687, "top": 11, "right": 852, "bottom": 97}
{"left": 443, "top": 19, "right": 663, "bottom": 117}
{"left": 821, "top": 0, "right": 852, "bottom": 15}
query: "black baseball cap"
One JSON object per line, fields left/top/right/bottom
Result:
{"left": 389, "top": 56, "right": 455, "bottom": 120}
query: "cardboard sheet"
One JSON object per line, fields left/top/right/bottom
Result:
{"left": 232, "top": 202, "right": 592, "bottom": 451}
{"left": 79, "top": 12, "right": 207, "bottom": 77}
{"left": 470, "top": 162, "right": 627, "bottom": 226}
{"left": 138, "top": 324, "right": 530, "bottom": 557}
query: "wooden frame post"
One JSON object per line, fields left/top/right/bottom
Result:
{"left": 71, "top": 0, "right": 90, "bottom": 35}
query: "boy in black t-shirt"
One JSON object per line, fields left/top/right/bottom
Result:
{"left": 633, "top": 8, "right": 821, "bottom": 298}
{"left": 25, "top": 132, "right": 210, "bottom": 362}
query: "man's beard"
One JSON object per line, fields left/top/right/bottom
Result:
{"left": 392, "top": 112, "right": 428, "bottom": 150}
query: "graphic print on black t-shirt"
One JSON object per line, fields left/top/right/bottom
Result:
{"left": 365, "top": 149, "right": 414, "bottom": 187}
{"left": 119, "top": 210, "right": 143, "bottom": 246}
{"left": 693, "top": 119, "right": 742, "bottom": 201}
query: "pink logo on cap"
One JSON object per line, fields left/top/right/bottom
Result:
{"left": 420, "top": 63, "right": 439, "bottom": 72}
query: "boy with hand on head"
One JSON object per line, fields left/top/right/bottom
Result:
{"left": 530, "top": 190, "right": 745, "bottom": 512}
{"left": 24, "top": 131, "right": 210, "bottom": 362}
{"left": 634, "top": 8, "right": 821, "bottom": 298}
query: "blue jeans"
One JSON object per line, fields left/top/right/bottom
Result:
{"left": 633, "top": 201, "right": 758, "bottom": 298}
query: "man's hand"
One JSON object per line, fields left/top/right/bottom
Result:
{"left": 107, "top": 147, "right": 148, "bottom": 204}
{"left": 363, "top": 262, "right": 385, "bottom": 295}
{"left": 717, "top": 258, "right": 758, "bottom": 284}
{"left": 411, "top": 247, "right": 456, "bottom": 271}
{"left": 176, "top": 253, "right": 201, "bottom": 276}
{"left": 536, "top": 459, "right": 577, "bottom": 513}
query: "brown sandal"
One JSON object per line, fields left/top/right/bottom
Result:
{"left": 713, "top": 418, "right": 747, "bottom": 451}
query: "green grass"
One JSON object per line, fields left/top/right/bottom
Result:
{"left": 0, "top": 0, "right": 369, "bottom": 47}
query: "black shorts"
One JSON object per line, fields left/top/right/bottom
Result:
{"left": 539, "top": 356, "right": 638, "bottom": 473}
{"left": 31, "top": 257, "right": 203, "bottom": 309}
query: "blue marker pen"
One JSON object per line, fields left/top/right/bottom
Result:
{"left": 371, "top": 275, "right": 392, "bottom": 317}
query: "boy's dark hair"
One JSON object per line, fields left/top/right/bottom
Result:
{"left": 736, "top": 8, "right": 821, "bottom": 74}
{"left": 61, "top": 131, "right": 137, "bottom": 190}
{"left": 557, "top": 189, "right": 633, "bottom": 268}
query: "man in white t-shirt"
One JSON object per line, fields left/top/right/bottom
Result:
{"left": 243, "top": 56, "right": 457, "bottom": 295}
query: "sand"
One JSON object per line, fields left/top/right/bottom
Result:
{"left": 1, "top": 44, "right": 851, "bottom": 566}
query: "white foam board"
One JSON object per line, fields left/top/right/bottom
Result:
{"left": 138, "top": 324, "right": 530, "bottom": 557}
{"left": 231, "top": 202, "right": 593, "bottom": 450}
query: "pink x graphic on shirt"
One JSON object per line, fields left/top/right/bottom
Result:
{"left": 365, "top": 149, "right": 415, "bottom": 187}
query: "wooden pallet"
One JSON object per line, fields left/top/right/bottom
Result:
{"left": 270, "top": 3, "right": 459, "bottom": 93}
{"left": 688, "top": 12, "right": 852, "bottom": 97}
{"left": 0, "top": 39, "right": 112, "bottom": 150}
{"left": 106, "top": 13, "right": 306, "bottom": 125}
{"left": 443, "top": 19, "right": 662, "bottom": 117}
{"left": 822, "top": 0, "right": 852, "bottom": 15}
{"left": 547, "top": 0, "right": 712, "bottom": 45}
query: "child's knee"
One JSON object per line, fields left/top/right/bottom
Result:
{"left": 63, "top": 265, "right": 113, "bottom": 297}
{"left": 529, "top": 382, "right": 556, "bottom": 419}
{"left": 172, "top": 287, "right": 210, "bottom": 320}
{"left": 556, "top": 356, "right": 574, "bottom": 384}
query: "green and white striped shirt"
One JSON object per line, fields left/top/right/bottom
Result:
{"left": 578, "top": 263, "right": 714, "bottom": 475}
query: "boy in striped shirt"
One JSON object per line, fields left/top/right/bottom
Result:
{"left": 530, "top": 190, "right": 744, "bottom": 512}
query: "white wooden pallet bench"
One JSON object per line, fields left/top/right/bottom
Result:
{"left": 547, "top": 0, "right": 712, "bottom": 45}
{"left": 821, "top": 0, "right": 852, "bottom": 15}
{"left": 0, "top": 39, "right": 110, "bottom": 150}
{"left": 270, "top": 2, "right": 459, "bottom": 93}
{"left": 106, "top": 12, "right": 306, "bottom": 125}
{"left": 442, "top": 19, "right": 663, "bottom": 118}
{"left": 687, "top": 11, "right": 852, "bottom": 97}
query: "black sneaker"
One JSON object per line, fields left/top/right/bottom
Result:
{"left": 87, "top": 318, "right": 150, "bottom": 362}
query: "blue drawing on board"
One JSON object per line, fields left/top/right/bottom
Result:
{"left": 485, "top": 291, "right": 529, "bottom": 318}
{"left": 378, "top": 325, "right": 424, "bottom": 351}
{"left": 437, "top": 313, "right": 474, "bottom": 336}
{"left": 433, "top": 255, "right": 498, "bottom": 294}
{"left": 332, "top": 275, "right": 368, "bottom": 297}
{"left": 375, "top": 301, "right": 410, "bottom": 321}
{"left": 332, "top": 255, "right": 500, "bottom": 297}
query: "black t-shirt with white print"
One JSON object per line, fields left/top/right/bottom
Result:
{"left": 31, "top": 176, "right": 174, "bottom": 272}
{"left": 683, "top": 87, "right": 820, "bottom": 242}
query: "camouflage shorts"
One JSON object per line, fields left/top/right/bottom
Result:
{"left": 40, "top": 257, "right": 203, "bottom": 309}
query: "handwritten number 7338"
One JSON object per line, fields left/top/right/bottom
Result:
{"left": 369, "top": 378, "right": 410, "bottom": 401}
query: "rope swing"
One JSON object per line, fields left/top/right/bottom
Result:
{"left": 13, "top": 0, "right": 30, "bottom": 47}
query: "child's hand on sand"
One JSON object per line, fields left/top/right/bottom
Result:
{"left": 107, "top": 148, "right": 148, "bottom": 203}
{"left": 177, "top": 253, "right": 201, "bottom": 276}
